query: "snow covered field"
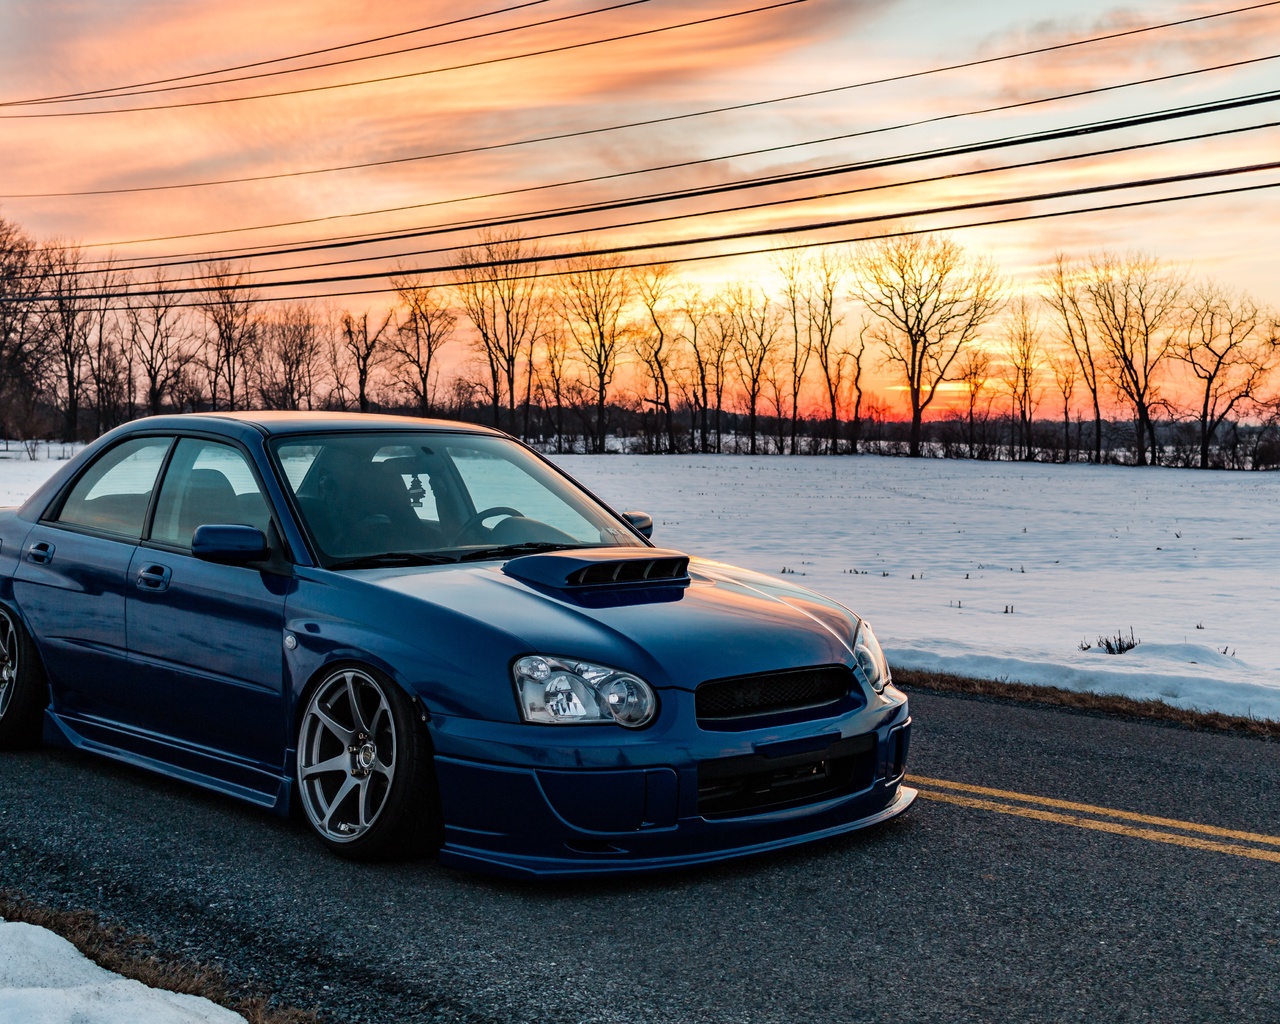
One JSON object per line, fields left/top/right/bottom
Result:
{"left": 1, "top": 446, "right": 1277, "bottom": 723}
{"left": 557, "top": 454, "right": 1280, "bottom": 722}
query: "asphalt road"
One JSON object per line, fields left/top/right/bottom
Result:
{"left": 2, "top": 690, "right": 1278, "bottom": 1024}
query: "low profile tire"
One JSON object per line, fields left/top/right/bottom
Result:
{"left": 0, "top": 606, "right": 46, "bottom": 750}
{"left": 296, "top": 666, "right": 441, "bottom": 861}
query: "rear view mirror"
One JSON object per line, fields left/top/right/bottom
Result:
{"left": 621, "top": 510, "right": 653, "bottom": 539}
{"left": 192, "top": 524, "right": 269, "bottom": 564}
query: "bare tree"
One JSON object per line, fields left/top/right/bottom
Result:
{"left": 1177, "top": 282, "right": 1276, "bottom": 469}
{"left": 199, "top": 262, "right": 258, "bottom": 411}
{"left": 1086, "top": 252, "right": 1184, "bottom": 466}
{"left": 558, "top": 249, "right": 632, "bottom": 454}
{"left": 634, "top": 265, "right": 679, "bottom": 453}
{"left": 258, "top": 304, "right": 321, "bottom": 410}
{"left": 854, "top": 234, "right": 1003, "bottom": 457}
{"left": 728, "top": 284, "right": 783, "bottom": 455}
{"left": 762, "top": 351, "right": 790, "bottom": 453}
{"left": 707, "top": 305, "right": 737, "bottom": 453}
{"left": 452, "top": 232, "right": 545, "bottom": 433}
{"left": 339, "top": 309, "right": 393, "bottom": 414}
{"left": 1048, "top": 344, "right": 1080, "bottom": 462}
{"left": 126, "top": 269, "right": 189, "bottom": 416}
{"left": 84, "top": 257, "right": 128, "bottom": 433}
{"left": 390, "top": 276, "right": 456, "bottom": 417}
{"left": 39, "top": 242, "right": 96, "bottom": 440}
{"left": 1043, "top": 253, "right": 1104, "bottom": 463}
{"left": 0, "top": 220, "right": 50, "bottom": 444}
{"left": 803, "top": 250, "right": 852, "bottom": 454}
{"left": 674, "top": 287, "right": 717, "bottom": 452}
{"left": 774, "top": 249, "right": 830, "bottom": 454}
{"left": 534, "top": 323, "right": 574, "bottom": 452}
{"left": 1002, "top": 296, "right": 1043, "bottom": 461}
{"left": 955, "top": 347, "right": 992, "bottom": 459}
{"left": 843, "top": 327, "right": 869, "bottom": 455}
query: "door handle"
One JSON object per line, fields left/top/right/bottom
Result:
{"left": 136, "top": 563, "right": 172, "bottom": 592}
{"left": 27, "top": 541, "right": 54, "bottom": 565}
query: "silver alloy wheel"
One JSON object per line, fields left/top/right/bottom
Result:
{"left": 0, "top": 610, "right": 17, "bottom": 720}
{"left": 297, "top": 668, "right": 398, "bottom": 843}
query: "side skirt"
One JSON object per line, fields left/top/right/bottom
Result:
{"left": 44, "top": 709, "right": 293, "bottom": 816}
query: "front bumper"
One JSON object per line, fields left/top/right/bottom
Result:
{"left": 429, "top": 699, "right": 913, "bottom": 878}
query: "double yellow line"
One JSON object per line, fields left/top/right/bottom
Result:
{"left": 909, "top": 774, "right": 1280, "bottom": 864}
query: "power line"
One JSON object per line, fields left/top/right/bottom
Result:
{"left": 28, "top": 160, "right": 1279, "bottom": 301}
{"left": 0, "top": 0, "right": 815, "bottom": 118}
{"left": 0, "top": 0, "right": 558, "bottom": 105}
{"left": 80, "top": 92, "right": 1280, "bottom": 280}
{"left": 32, "top": 180, "right": 1280, "bottom": 307}
{"left": 62, "top": 75, "right": 1280, "bottom": 276}
{"left": 6, "top": 0, "right": 651, "bottom": 108}
{"left": 14, "top": 50, "right": 1276, "bottom": 205}
{"left": 90, "top": 119, "right": 1280, "bottom": 288}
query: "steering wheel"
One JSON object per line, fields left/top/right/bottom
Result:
{"left": 449, "top": 505, "right": 523, "bottom": 544}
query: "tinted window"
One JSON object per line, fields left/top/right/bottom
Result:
{"left": 56, "top": 436, "right": 172, "bottom": 539}
{"left": 151, "top": 438, "right": 273, "bottom": 549}
{"left": 272, "top": 431, "right": 640, "bottom": 565}
{"left": 448, "top": 446, "right": 600, "bottom": 542}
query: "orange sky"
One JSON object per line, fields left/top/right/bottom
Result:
{"left": 1, "top": 0, "right": 1278, "bottom": 417}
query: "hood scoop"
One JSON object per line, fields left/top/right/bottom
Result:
{"left": 502, "top": 547, "right": 690, "bottom": 590}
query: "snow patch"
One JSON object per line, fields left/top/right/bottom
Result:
{"left": 0, "top": 920, "right": 247, "bottom": 1024}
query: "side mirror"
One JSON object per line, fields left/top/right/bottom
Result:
{"left": 192, "top": 524, "right": 269, "bottom": 564}
{"left": 621, "top": 510, "right": 653, "bottom": 539}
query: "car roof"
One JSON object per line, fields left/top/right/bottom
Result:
{"left": 119, "top": 411, "right": 508, "bottom": 439}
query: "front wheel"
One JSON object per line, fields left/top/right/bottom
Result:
{"left": 296, "top": 666, "right": 440, "bottom": 861}
{"left": 0, "top": 606, "right": 46, "bottom": 750}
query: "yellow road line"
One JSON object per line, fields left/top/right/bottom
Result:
{"left": 909, "top": 774, "right": 1280, "bottom": 847}
{"left": 916, "top": 788, "right": 1280, "bottom": 864}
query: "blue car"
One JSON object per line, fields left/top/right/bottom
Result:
{"left": 0, "top": 413, "right": 914, "bottom": 877}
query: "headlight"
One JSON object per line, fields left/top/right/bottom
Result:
{"left": 513, "top": 655, "right": 658, "bottom": 728}
{"left": 853, "top": 621, "right": 891, "bottom": 693}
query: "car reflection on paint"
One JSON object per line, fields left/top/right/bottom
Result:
{"left": 0, "top": 412, "right": 914, "bottom": 877}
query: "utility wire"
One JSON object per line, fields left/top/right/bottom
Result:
{"left": 29, "top": 160, "right": 1279, "bottom": 301}
{"left": 0, "top": 0, "right": 813, "bottom": 118}
{"left": 60, "top": 77, "right": 1280, "bottom": 275}
{"left": 5, "top": 0, "right": 650, "bottom": 107}
{"left": 0, "top": 1, "right": 556, "bottom": 104}
{"left": 87, "top": 119, "right": 1280, "bottom": 287}
{"left": 12, "top": 50, "right": 1276, "bottom": 203}
{"left": 46, "top": 179, "right": 1280, "bottom": 306}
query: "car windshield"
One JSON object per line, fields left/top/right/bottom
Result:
{"left": 271, "top": 431, "right": 645, "bottom": 567}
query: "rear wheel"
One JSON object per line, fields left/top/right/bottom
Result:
{"left": 0, "top": 606, "right": 46, "bottom": 750}
{"left": 296, "top": 666, "right": 440, "bottom": 860}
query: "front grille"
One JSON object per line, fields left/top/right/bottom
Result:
{"left": 697, "top": 734, "right": 877, "bottom": 818}
{"left": 696, "top": 665, "right": 853, "bottom": 723}
{"left": 567, "top": 556, "right": 689, "bottom": 587}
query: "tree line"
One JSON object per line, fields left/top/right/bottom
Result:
{"left": 1, "top": 215, "right": 1278, "bottom": 468}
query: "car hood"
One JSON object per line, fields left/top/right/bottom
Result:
{"left": 362, "top": 553, "right": 862, "bottom": 691}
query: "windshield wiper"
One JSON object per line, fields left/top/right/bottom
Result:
{"left": 328, "top": 551, "right": 457, "bottom": 570}
{"left": 458, "top": 542, "right": 582, "bottom": 562}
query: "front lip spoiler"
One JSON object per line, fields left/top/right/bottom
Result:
{"left": 438, "top": 784, "right": 918, "bottom": 879}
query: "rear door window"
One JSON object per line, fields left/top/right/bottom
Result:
{"left": 54, "top": 436, "right": 173, "bottom": 539}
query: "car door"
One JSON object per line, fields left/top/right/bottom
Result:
{"left": 12, "top": 435, "right": 173, "bottom": 729}
{"left": 126, "top": 436, "right": 291, "bottom": 771}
